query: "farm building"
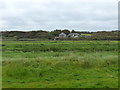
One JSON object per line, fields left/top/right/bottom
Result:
{"left": 59, "top": 33, "right": 67, "bottom": 38}
{"left": 54, "top": 32, "right": 80, "bottom": 40}
{"left": 68, "top": 33, "right": 79, "bottom": 38}
{"left": 54, "top": 32, "right": 67, "bottom": 40}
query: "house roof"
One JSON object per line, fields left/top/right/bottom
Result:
{"left": 59, "top": 33, "right": 66, "bottom": 35}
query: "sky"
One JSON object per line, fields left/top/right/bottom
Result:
{"left": 0, "top": 0, "right": 119, "bottom": 31}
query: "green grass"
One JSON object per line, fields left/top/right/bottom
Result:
{"left": 2, "top": 40, "right": 119, "bottom": 88}
{"left": 81, "top": 34, "right": 91, "bottom": 36}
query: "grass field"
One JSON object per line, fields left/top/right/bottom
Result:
{"left": 2, "top": 40, "right": 119, "bottom": 88}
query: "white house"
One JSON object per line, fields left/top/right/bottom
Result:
{"left": 67, "top": 33, "right": 79, "bottom": 38}
{"left": 59, "top": 33, "right": 67, "bottom": 38}
{"left": 54, "top": 32, "right": 80, "bottom": 40}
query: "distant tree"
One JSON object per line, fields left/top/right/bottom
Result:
{"left": 62, "top": 29, "right": 70, "bottom": 35}
{"left": 71, "top": 30, "right": 76, "bottom": 33}
{"left": 51, "top": 30, "right": 62, "bottom": 36}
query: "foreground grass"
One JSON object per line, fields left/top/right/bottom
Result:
{"left": 2, "top": 41, "right": 119, "bottom": 88}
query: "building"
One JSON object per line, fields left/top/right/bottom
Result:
{"left": 59, "top": 33, "right": 67, "bottom": 38}
{"left": 54, "top": 32, "right": 80, "bottom": 40}
{"left": 54, "top": 33, "right": 66, "bottom": 40}
{"left": 67, "top": 33, "right": 79, "bottom": 38}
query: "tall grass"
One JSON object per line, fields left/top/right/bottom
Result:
{"left": 2, "top": 40, "right": 118, "bottom": 88}
{"left": 2, "top": 41, "right": 118, "bottom": 52}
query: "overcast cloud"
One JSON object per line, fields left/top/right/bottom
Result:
{"left": 0, "top": 0, "right": 118, "bottom": 31}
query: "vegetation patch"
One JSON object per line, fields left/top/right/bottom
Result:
{"left": 2, "top": 41, "right": 118, "bottom": 88}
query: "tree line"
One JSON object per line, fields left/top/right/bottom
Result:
{"left": 1, "top": 29, "right": 119, "bottom": 40}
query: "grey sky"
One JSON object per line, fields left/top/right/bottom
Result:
{"left": 0, "top": 0, "right": 118, "bottom": 31}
